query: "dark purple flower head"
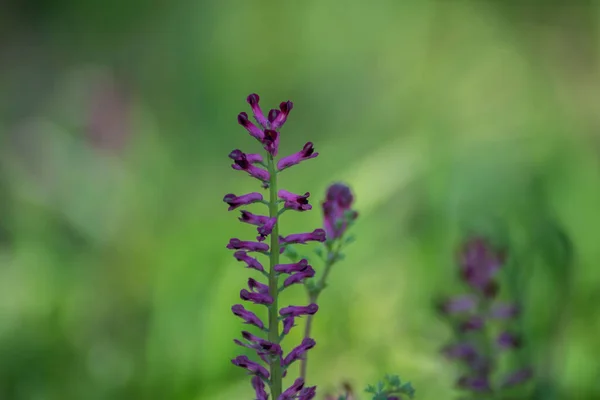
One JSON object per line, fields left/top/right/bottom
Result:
{"left": 459, "top": 237, "right": 504, "bottom": 294}
{"left": 238, "top": 112, "right": 265, "bottom": 142}
{"left": 233, "top": 251, "right": 265, "bottom": 273}
{"left": 279, "top": 378, "right": 305, "bottom": 400}
{"left": 231, "top": 304, "right": 265, "bottom": 330}
{"left": 280, "top": 229, "right": 326, "bottom": 245}
{"left": 252, "top": 376, "right": 269, "bottom": 400}
{"left": 223, "top": 192, "right": 263, "bottom": 211}
{"left": 263, "top": 129, "right": 280, "bottom": 156}
{"left": 227, "top": 238, "right": 269, "bottom": 253}
{"left": 278, "top": 190, "right": 312, "bottom": 211}
{"left": 277, "top": 142, "right": 319, "bottom": 171}
{"left": 247, "top": 93, "right": 269, "bottom": 128}
{"left": 232, "top": 355, "right": 270, "bottom": 379}
{"left": 279, "top": 303, "right": 319, "bottom": 317}
{"left": 322, "top": 183, "right": 358, "bottom": 240}
{"left": 283, "top": 338, "right": 316, "bottom": 366}
{"left": 229, "top": 150, "right": 270, "bottom": 182}
{"left": 271, "top": 100, "right": 293, "bottom": 130}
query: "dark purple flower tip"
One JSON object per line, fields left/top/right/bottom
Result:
{"left": 497, "top": 331, "right": 521, "bottom": 349}
{"left": 489, "top": 302, "right": 520, "bottom": 319}
{"left": 298, "top": 386, "right": 317, "bottom": 400}
{"left": 227, "top": 238, "right": 269, "bottom": 252}
{"left": 326, "top": 183, "right": 355, "bottom": 207}
{"left": 501, "top": 367, "right": 533, "bottom": 388}
{"left": 283, "top": 338, "right": 316, "bottom": 366}
{"left": 229, "top": 150, "right": 270, "bottom": 182}
{"left": 459, "top": 316, "right": 485, "bottom": 332}
{"left": 279, "top": 378, "right": 305, "bottom": 399}
{"left": 268, "top": 109, "right": 280, "bottom": 123}
{"left": 233, "top": 250, "right": 265, "bottom": 273}
{"left": 279, "top": 229, "right": 326, "bottom": 245}
{"left": 223, "top": 192, "right": 264, "bottom": 211}
{"left": 237, "top": 112, "right": 265, "bottom": 141}
{"left": 270, "top": 100, "right": 293, "bottom": 130}
{"left": 262, "top": 129, "right": 280, "bottom": 156}
{"left": 442, "top": 343, "right": 478, "bottom": 361}
{"left": 240, "top": 289, "right": 273, "bottom": 305}
{"left": 279, "top": 303, "right": 318, "bottom": 317}
{"left": 282, "top": 316, "right": 295, "bottom": 335}
{"left": 438, "top": 295, "right": 478, "bottom": 315}
{"left": 257, "top": 217, "right": 277, "bottom": 240}
{"left": 246, "top": 93, "right": 269, "bottom": 128}
{"left": 248, "top": 277, "right": 270, "bottom": 294}
{"left": 283, "top": 265, "right": 315, "bottom": 288}
{"left": 231, "top": 355, "right": 270, "bottom": 379}
{"left": 277, "top": 142, "right": 319, "bottom": 171}
{"left": 278, "top": 190, "right": 312, "bottom": 211}
{"left": 239, "top": 211, "right": 276, "bottom": 240}
{"left": 274, "top": 259, "right": 310, "bottom": 274}
{"left": 252, "top": 376, "right": 269, "bottom": 400}
{"left": 456, "top": 375, "right": 490, "bottom": 392}
{"left": 459, "top": 237, "right": 505, "bottom": 292}
{"left": 238, "top": 331, "right": 282, "bottom": 357}
{"left": 322, "top": 183, "right": 357, "bottom": 240}
{"left": 232, "top": 304, "right": 265, "bottom": 329}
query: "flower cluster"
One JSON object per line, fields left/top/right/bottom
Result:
{"left": 225, "top": 94, "right": 324, "bottom": 399}
{"left": 439, "top": 237, "right": 533, "bottom": 396}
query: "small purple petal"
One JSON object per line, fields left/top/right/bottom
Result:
{"left": 277, "top": 142, "right": 318, "bottom": 171}
{"left": 271, "top": 100, "right": 293, "bottom": 130}
{"left": 262, "top": 129, "right": 280, "bottom": 156}
{"left": 227, "top": 238, "right": 269, "bottom": 252}
{"left": 232, "top": 304, "right": 265, "bottom": 329}
{"left": 238, "top": 112, "right": 265, "bottom": 141}
{"left": 283, "top": 338, "right": 316, "bottom": 366}
{"left": 252, "top": 376, "right": 269, "bottom": 400}
{"left": 233, "top": 251, "right": 264, "bottom": 273}
{"left": 279, "top": 229, "right": 326, "bottom": 245}
{"left": 247, "top": 93, "right": 269, "bottom": 128}
{"left": 248, "top": 277, "right": 270, "bottom": 294}
{"left": 279, "top": 303, "right": 318, "bottom": 317}
{"left": 274, "top": 259, "right": 310, "bottom": 274}
{"left": 278, "top": 190, "right": 312, "bottom": 211}
{"left": 231, "top": 355, "right": 270, "bottom": 379}
{"left": 223, "top": 192, "right": 263, "bottom": 211}
{"left": 283, "top": 266, "right": 315, "bottom": 288}
{"left": 282, "top": 316, "right": 295, "bottom": 335}
{"left": 240, "top": 289, "right": 273, "bottom": 305}
{"left": 279, "top": 378, "right": 305, "bottom": 400}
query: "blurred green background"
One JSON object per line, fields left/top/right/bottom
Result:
{"left": 1, "top": 1, "right": 599, "bottom": 399}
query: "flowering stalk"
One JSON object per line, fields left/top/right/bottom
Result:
{"left": 438, "top": 237, "right": 533, "bottom": 398}
{"left": 226, "top": 94, "right": 323, "bottom": 399}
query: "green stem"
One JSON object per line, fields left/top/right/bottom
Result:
{"left": 267, "top": 154, "right": 282, "bottom": 398}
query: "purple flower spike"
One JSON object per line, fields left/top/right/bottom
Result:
{"left": 501, "top": 367, "right": 533, "bottom": 388}
{"left": 298, "top": 386, "right": 317, "bottom": 400}
{"left": 283, "top": 338, "right": 316, "bottom": 366}
{"left": 439, "top": 295, "right": 477, "bottom": 314}
{"left": 279, "top": 378, "right": 305, "bottom": 400}
{"left": 232, "top": 304, "right": 265, "bottom": 330}
{"left": 232, "top": 355, "right": 270, "bottom": 379}
{"left": 280, "top": 303, "right": 319, "bottom": 317}
{"left": 238, "top": 112, "right": 265, "bottom": 141}
{"left": 279, "top": 229, "right": 326, "bottom": 245}
{"left": 459, "top": 237, "right": 504, "bottom": 293}
{"left": 278, "top": 190, "right": 312, "bottom": 211}
{"left": 277, "top": 142, "right": 318, "bottom": 171}
{"left": 263, "top": 129, "right": 280, "bottom": 156}
{"left": 497, "top": 331, "right": 521, "bottom": 349}
{"left": 229, "top": 150, "right": 270, "bottom": 182}
{"left": 247, "top": 93, "right": 270, "bottom": 128}
{"left": 223, "top": 192, "right": 263, "bottom": 211}
{"left": 252, "top": 376, "right": 269, "bottom": 400}
{"left": 282, "top": 316, "right": 295, "bottom": 335}
{"left": 283, "top": 266, "right": 315, "bottom": 288}
{"left": 227, "top": 238, "right": 269, "bottom": 252}
{"left": 271, "top": 101, "right": 294, "bottom": 130}
{"left": 241, "top": 289, "right": 274, "bottom": 305}
{"left": 233, "top": 251, "right": 264, "bottom": 273}
{"left": 274, "top": 259, "right": 310, "bottom": 274}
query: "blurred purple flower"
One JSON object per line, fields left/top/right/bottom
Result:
{"left": 322, "top": 183, "right": 358, "bottom": 240}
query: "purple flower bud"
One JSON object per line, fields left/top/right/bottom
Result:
{"left": 282, "top": 316, "right": 295, "bottom": 335}
{"left": 268, "top": 109, "right": 279, "bottom": 123}
{"left": 229, "top": 150, "right": 270, "bottom": 182}
{"left": 279, "top": 303, "right": 319, "bottom": 317}
{"left": 227, "top": 238, "right": 269, "bottom": 252}
{"left": 489, "top": 302, "right": 520, "bottom": 319}
{"left": 459, "top": 316, "right": 485, "bottom": 332}
{"left": 235, "top": 331, "right": 282, "bottom": 358}
{"left": 237, "top": 112, "right": 265, "bottom": 141}
{"left": 497, "top": 331, "right": 521, "bottom": 349}
{"left": 442, "top": 343, "right": 478, "bottom": 361}
{"left": 239, "top": 211, "right": 277, "bottom": 241}
{"left": 231, "top": 304, "right": 265, "bottom": 330}
{"left": 280, "top": 229, "right": 326, "bottom": 245}
{"left": 240, "top": 289, "right": 273, "bottom": 305}
{"left": 277, "top": 142, "right": 319, "bottom": 171}
{"left": 459, "top": 237, "right": 504, "bottom": 293}
{"left": 247, "top": 93, "right": 269, "bottom": 128}
{"left": 252, "top": 376, "right": 269, "bottom": 400}
{"left": 223, "top": 192, "right": 264, "bottom": 211}
{"left": 283, "top": 338, "right": 316, "bottom": 366}
{"left": 248, "top": 277, "right": 270, "bottom": 294}
{"left": 275, "top": 259, "right": 310, "bottom": 274}
{"left": 456, "top": 375, "right": 490, "bottom": 392}
{"left": 270, "top": 101, "right": 293, "bottom": 130}
{"left": 279, "top": 378, "right": 305, "bottom": 399}
{"left": 262, "top": 129, "right": 280, "bottom": 156}
{"left": 298, "top": 386, "right": 317, "bottom": 400}
{"left": 233, "top": 251, "right": 264, "bottom": 273}
{"left": 278, "top": 190, "right": 312, "bottom": 211}
{"left": 283, "top": 266, "right": 315, "bottom": 288}
{"left": 438, "top": 295, "right": 477, "bottom": 314}
{"left": 231, "top": 355, "right": 270, "bottom": 379}
{"left": 322, "top": 183, "right": 357, "bottom": 240}
{"left": 501, "top": 367, "right": 533, "bottom": 388}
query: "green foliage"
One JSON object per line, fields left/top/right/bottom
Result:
{"left": 365, "top": 374, "right": 415, "bottom": 399}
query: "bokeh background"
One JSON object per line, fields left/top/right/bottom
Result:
{"left": 1, "top": 1, "right": 599, "bottom": 399}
